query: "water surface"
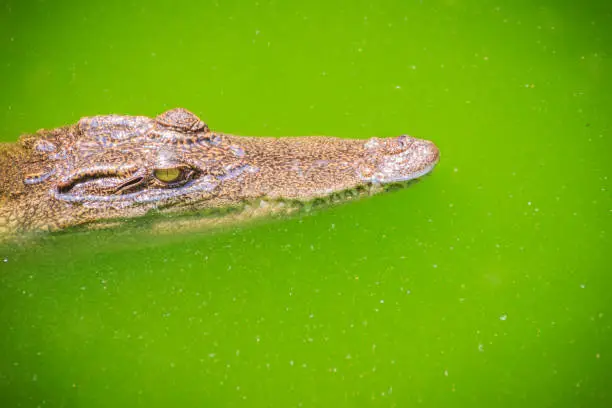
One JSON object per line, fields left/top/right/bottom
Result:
{"left": 1, "top": 0, "right": 610, "bottom": 406}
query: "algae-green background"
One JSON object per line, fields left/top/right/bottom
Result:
{"left": 1, "top": 0, "right": 610, "bottom": 406}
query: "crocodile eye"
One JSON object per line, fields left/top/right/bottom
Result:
{"left": 153, "top": 168, "right": 182, "bottom": 183}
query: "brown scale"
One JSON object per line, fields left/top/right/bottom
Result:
{"left": 0, "top": 108, "right": 439, "bottom": 240}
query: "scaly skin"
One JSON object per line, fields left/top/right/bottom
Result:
{"left": 0, "top": 108, "right": 439, "bottom": 239}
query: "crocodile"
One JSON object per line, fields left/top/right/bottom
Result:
{"left": 0, "top": 108, "right": 439, "bottom": 239}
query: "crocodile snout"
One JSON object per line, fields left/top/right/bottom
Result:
{"left": 360, "top": 135, "right": 440, "bottom": 183}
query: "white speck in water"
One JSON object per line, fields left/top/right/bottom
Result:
{"left": 380, "top": 299, "right": 384, "bottom": 304}
{"left": 433, "top": 264, "right": 438, "bottom": 269}
{"left": 255, "top": 335, "right": 260, "bottom": 343}
{"left": 580, "top": 284, "right": 586, "bottom": 289}
{"left": 395, "top": 85, "right": 401, "bottom": 89}
{"left": 289, "top": 360, "right": 294, "bottom": 366}
{"left": 500, "top": 314, "right": 508, "bottom": 321}
{"left": 444, "top": 370, "right": 449, "bottom": 377}
{"left": 478, "top": 343, "right": 484, "bottom": 352}
{"left": 3, "top": 258, "right": 7, "bottom": 263}
{"left": 406, "top": 289, "right": 411, "bottom": 295}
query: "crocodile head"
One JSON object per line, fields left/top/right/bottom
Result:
{"left": 0, "top": 108, "right": 439, "bottom": 236}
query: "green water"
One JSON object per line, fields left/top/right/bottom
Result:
{"left": 1, "top": 0, "right": 610, "bottom": 406}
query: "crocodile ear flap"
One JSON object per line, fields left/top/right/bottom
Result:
{"left": 78, "top": 115, "right": 154, "bottom": 141}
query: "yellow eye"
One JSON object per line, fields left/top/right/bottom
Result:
{"left": 154, "top": 168, "right": 182, "bottom": 183}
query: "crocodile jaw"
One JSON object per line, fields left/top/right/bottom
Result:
{"left": 224, "top": 134, "right": 440, "bottom": 202}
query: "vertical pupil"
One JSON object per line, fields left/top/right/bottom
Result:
{"left": 154, "top": 168, "right": 181, "bottom": 182}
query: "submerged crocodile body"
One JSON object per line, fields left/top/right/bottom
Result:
{"left": 0, "top": 108, "right": 439, "bottom": 238}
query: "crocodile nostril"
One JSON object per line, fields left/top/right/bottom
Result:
{"left": 385, "top": 135, "right": 414, "bottom": 154}
{"left": 396, "top": 135, "right": 414, "bottom": 148}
